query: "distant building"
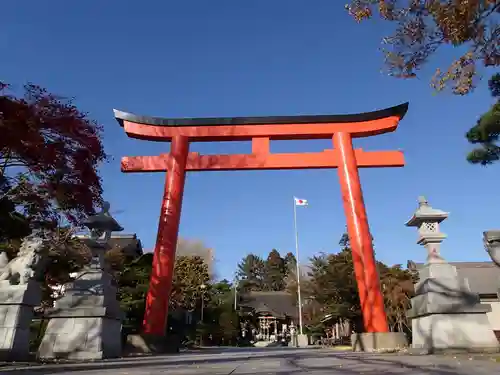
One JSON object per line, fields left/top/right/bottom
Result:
{"left": 238, "top": 291, "right": 298, "bottom": 344}
{"left": 105, "top": 233, "right": 144, "bottom": 258}
{"left": 74, "top": 232, "right": 143, "bottom": 258}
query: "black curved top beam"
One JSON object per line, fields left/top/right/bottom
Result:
{"left": 114, "top": 102, "right": 408, "bottom": 128}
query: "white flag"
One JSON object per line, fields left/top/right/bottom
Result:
{"left": 294, "top": 197, "right": 308, "bottom": 206}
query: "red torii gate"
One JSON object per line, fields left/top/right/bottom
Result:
{"left": 114, "top": 103, "right": 408, "bottom": 338}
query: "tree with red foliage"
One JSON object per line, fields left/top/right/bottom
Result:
{"left": 0, "top": 81, "right": 108, "bottom": 229}
{"left": 346, "top": 0, "right": 499, "bottom": 95}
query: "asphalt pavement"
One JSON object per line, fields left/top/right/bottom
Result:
{"left": 1, "top": 347, "right": 499, "bottom": 375}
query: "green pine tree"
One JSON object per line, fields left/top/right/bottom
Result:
{"left": 236, "top": 254, "right": 265, "bottom": 292}
{"left": 466, "top": 73, "right": 500, "bottom": 165}
{"left": 263, "top": 249, "right": 286, "bottom": 291}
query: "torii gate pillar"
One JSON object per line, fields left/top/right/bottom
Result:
{"left": 334, "top": 132, "right": 387, "bottom": 332}
{"left": 143, "top": 136, "right": 189, "bottom": 335}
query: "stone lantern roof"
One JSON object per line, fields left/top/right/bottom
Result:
{"left": 405, "top": 196, "right": 449, "bottom": 227}
{"left": 81, "top": 201, "right": 123, "bottom": 233}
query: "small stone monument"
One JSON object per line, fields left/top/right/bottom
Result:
{"left": 0, "top": 233, "right": 46, "bottom": 360}
{"left": 38, "top": 202, "right": 125, "bottom": 360}
{"left": 289, "top": 322, "right": 298, "bottom": 347}
{"left": 406, "top": 196, "right": 499, "bottom": 352}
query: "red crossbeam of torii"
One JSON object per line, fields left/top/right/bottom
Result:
{"left": 114, "top": 103, "right": 408, "bottom": 338}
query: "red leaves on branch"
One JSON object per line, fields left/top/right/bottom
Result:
{"left": 0, "top": 82, "right": 108, "bottom": 227}
{"left": 346, "top": 0, "right": 500, "bottom": 94}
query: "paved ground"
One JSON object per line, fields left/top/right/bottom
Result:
{"left": 2, "top": 347, "right": 499, "bottom": 375}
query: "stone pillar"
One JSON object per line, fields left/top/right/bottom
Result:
{"left": 290, "top": 321, "right": 298, "bottom": 347}
{"left": 0, "top": 281, "right": 41, "bottom": 361}
{"left": 406, "top": 196, "right": 500, "bottom": 352}
{"left": 38, "top": 242, "right": 123, "bottom": 360}
{"left": 38, "top": 203, "right": 125, "bottom": 360}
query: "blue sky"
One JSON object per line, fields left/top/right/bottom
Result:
{"left": 2, "top": 1, "right": 498, "bottom": 280}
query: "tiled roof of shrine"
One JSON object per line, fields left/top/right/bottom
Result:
{"left": 76, "top": 233, "right": 143, "bottom": 258}
{"left": 239, "top": 291, "right": 298, "bottom": 319}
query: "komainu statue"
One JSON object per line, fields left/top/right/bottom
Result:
{"left": 0, "top": 233, "right": 46, "bottom": 285}
{"left": 483, "top": 230, "right": 500, "bottom": 267}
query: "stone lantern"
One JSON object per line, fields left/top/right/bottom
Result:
{"left": 38, "top": 202, "right": 124, "bottom": 360}
{"left": 80, "top": 201, "right": 123, "bottom": 275}
{"left": 405, "top": 196, "right": 448, "bottom": 263}
{"left": 405, "top": 196, "right": 499, "bottom": 352}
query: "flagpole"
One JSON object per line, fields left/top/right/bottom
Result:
{"left": 233, "top": 278, "right": 238, "bottom": 311}
{"left": 293, "top": 197, "right": 304, "bottom": 335}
